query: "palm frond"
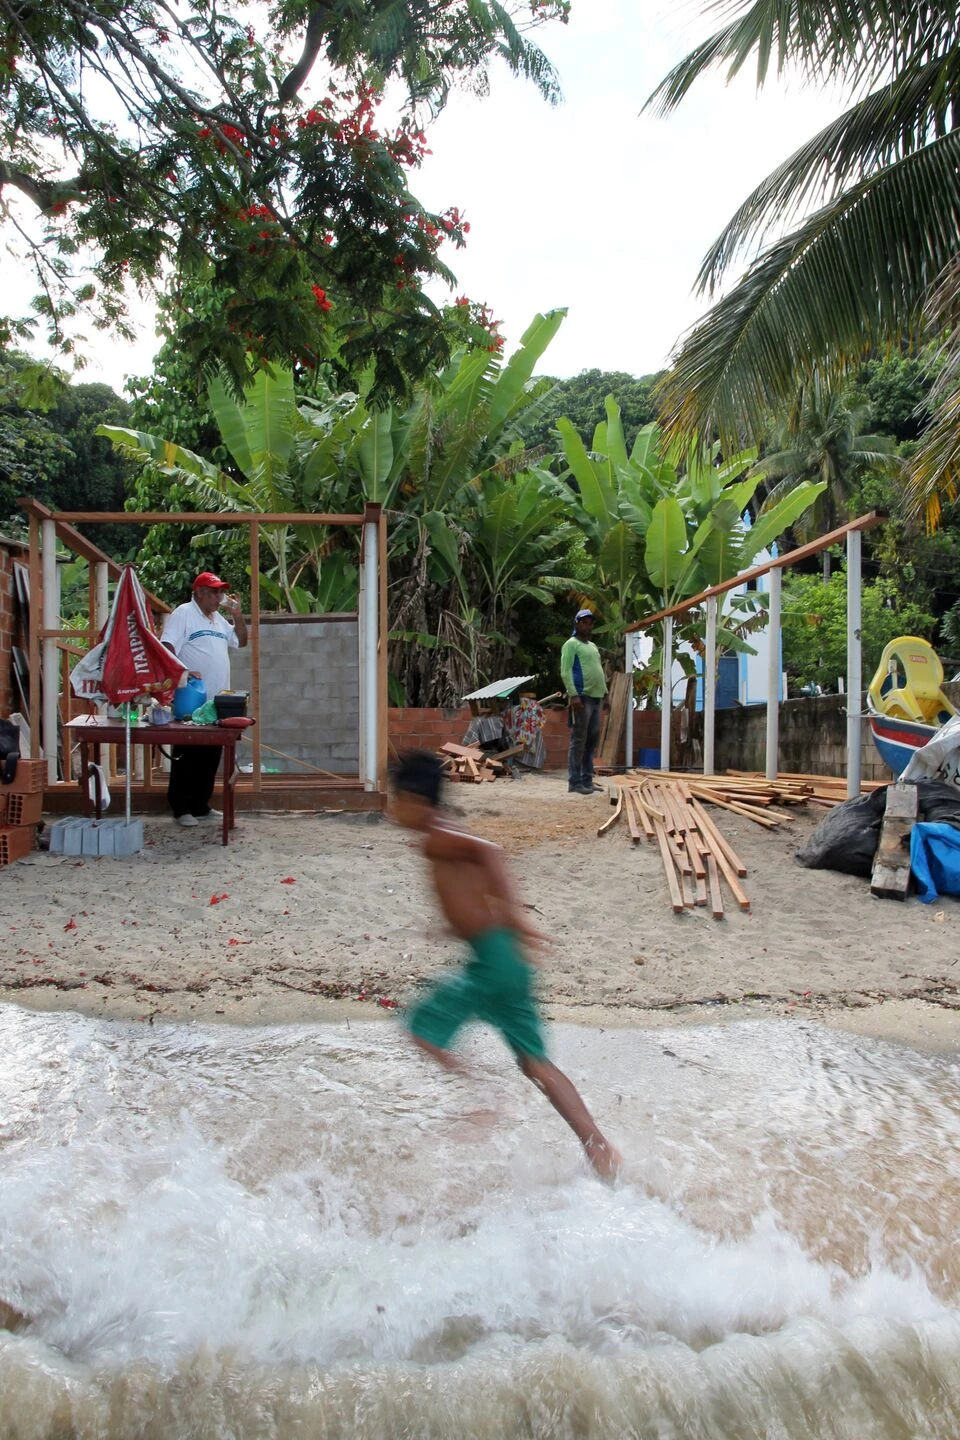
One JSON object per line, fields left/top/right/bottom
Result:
{"left": 660, "top": 131, "right": 960, "bottom": 447}
{"left": 696, "top": 55, "right": 960, "bottom": 293}
{"left": 647, "top": 0, "right": 960, "bottom": 117}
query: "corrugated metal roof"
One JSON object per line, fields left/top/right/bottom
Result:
{"left": 461, "top": 675, "right": 537, "bottom": 702}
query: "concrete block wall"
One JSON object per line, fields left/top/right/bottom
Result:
{"left": 714, "top": 681, "right": 960, "bottom": 780}
{"left": 231, "top": 615, "right": 360, "bottom": 775}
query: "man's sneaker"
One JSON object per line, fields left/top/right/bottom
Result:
{"left": 198, "top": 809, "right": 222, "bottom": 821}
{"left": 176, "top": 814, "right": 200, "bottom": 828}
{"left": 577, "top": 785, "right": 596, "bottom": 795}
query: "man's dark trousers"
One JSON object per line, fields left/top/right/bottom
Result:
{"left": 168, "top": 745, "right": 223, "bottom": 819}
{"left": 568, "top": 696, "right": 602, "bottom": 790}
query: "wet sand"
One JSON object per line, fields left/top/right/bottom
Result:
{"left": 1, "top": 772, "right": 958, "bottom": 1053}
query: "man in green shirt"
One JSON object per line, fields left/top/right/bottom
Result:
{"left": 560, "top": 608, "right": 607, "bottom": 795}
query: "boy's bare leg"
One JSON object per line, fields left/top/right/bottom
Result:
{"left": 411, "top": 1033, "right": 469, "bottom": 1075}
{"left": 520, "top": 1056, "right": 622, "bottom": 1181}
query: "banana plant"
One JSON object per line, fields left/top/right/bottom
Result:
{"left": 553, "top": 399, "right": 825, "bottom": 675}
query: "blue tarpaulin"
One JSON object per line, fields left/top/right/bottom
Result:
{"left": 910, "top": 823, "right": 960, "bottom": 903}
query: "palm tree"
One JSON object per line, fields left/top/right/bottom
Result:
{"left": 751, "top": 380, "right": 902, "bottom": 575}
{"left": 647, "top": 1, "right": 960, "bottom": 526}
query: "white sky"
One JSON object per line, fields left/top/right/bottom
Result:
{"left": 69, "top": 0, "right": 848, "bottom": 389}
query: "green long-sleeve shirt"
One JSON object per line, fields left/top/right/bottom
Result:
{"left": 560, "top": 636, "right": 607, "bottom": 699}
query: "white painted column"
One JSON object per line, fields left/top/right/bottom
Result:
{"left": 846, "top": 527, "right": 863, "bottom": 798}
{"left": 41, "top": 520, "right": 59, "bottom": 783}
{"left": 624, "top": 632, "right": 634, "bottom": 770}
{"left": 703, "top": 596, "right": 717, "bottom": 775}
{"left": 95, "top": 563, "right": 109, "bottom": 632}
{"left": 765, "top": 567, "right": 782, "bottom": 782}
{"left": 660, "top": 615, "right": 673, "bottom": 772}
{"left": 360, "top": 518, "right": 379, "bottom": 791}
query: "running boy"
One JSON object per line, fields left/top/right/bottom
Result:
{"left": 391, "top": 750, "right": 621, "bottom": 1181}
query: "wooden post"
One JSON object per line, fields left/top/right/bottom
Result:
{"left": 764, "top": 567, "right": 781, "bottom": 783}
{"left": 28, "top": 512, "right": 41, "bottom": 758}
{"left": 703, "top": 595, "right": 717, "bottom": 776}
{"left": 660, "top": 615, "right": 673, "bottom": 772}
{"left": 846, "top": 526, "right": 863, "bottom": 798}
{"left": 871, "top": 782, "right": 917, "bottom": 899}
{"left": 377, "top": 505, "right": 388, "bottom": 792}
{"left": 41, "top": 519, "right": 60, "bottom": 782}
{"left": 249, "top": 521, "right": 261, "bottom": 793}
{"left": 624, "top": 632, "right": 634, "bottom": 769}
{"left": 360, "top": 505, "right": 379, "bottom": 791}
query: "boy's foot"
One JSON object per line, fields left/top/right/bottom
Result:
{"left": 176, "top": 814, "right": 199, "bottom": 828}
{"left": 198, "top": 809, "right": 222, "bottom": 820}
{"left": 575, "top": 785, "right": 596, "bottom": 796}
{"left": 584, "top": 1136, "right": 623, "bottom": 1183}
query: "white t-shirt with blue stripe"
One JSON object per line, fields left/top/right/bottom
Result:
{"left": 161, "top": 599, "right": 239, "bottom": 700}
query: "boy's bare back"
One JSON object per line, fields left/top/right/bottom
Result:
{"left": 421, "top": 820, "right": 541, "bottom": 951}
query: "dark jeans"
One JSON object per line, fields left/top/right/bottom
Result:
{"left": 567, "top": 696, "right": 602, "bottom": 789}
{"left": 168, "top": 744, "right": 223, "bottom": 818}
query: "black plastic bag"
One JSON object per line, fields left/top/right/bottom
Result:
{"left": 795, "top": 788, "right": 888, "bottom": 876}
{"left": 795, "top": 780, "right": 960, "bottom": 877}
{"left": 0, "top": 718, "right": 19, "bottom": 786}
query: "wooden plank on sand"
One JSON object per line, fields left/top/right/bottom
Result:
{"left": 652, "top": 817, "right": 684, "bottom": 913}
{"left": 597, "top": 788, "right": 623, "bottom": 836}
{"left": 706, "top": 853, "right": 724, "bottom": 919}
{"left": 623, "top": 786, "right": 643, "bottom": 842}
{"left": 870, "top": 782, "right": 918, "bottom": 901}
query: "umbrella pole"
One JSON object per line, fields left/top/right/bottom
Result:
{"left": 125, "top": 706, "right": 132, "bottom": 825}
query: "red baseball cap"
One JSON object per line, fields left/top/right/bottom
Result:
{"left": 193, "top": 571, "right": 230, "bottom": 590}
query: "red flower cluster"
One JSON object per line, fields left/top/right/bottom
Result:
{"left": 196, "top": 121, "right": 248, "bottom": 157}
{"left": 455, "top": 297, "right": 505, "bottom": 353}
{"left": 237, "top": 203, "right": 275, "bottom": 222}
{"left": 389, "top": 125, "right": 431, "bottom": 168}
{"left": 310, "top": 284, "right": 332, "bottom": 312}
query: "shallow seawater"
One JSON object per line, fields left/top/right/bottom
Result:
{"left": 2, "top": 1004, "right": 960, "bottom": 1438}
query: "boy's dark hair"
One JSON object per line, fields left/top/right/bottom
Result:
{"left": 392, "top": 749, "right": 444, "bottom": 806}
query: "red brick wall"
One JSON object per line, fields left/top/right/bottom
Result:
{"left": 0, "top": 544, "right": 21, "bottom": 719}
{"left": 388, "top": 703, "right": 669, "bottom": 771}
{"left": 389, "top": 706, "right": 572, "bottom": 769}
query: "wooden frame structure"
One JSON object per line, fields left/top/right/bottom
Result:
{"left": 20, "top": 498, "right": 389, "bottom": 812}
{"left": 624, "top": 512, "right": 884, "bottom": 799}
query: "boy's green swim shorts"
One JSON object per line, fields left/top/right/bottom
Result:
{"left": 408, "top": 927, "right": 547, "bottom": 1060}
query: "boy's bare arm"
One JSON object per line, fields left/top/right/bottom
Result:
{"left": 424, "top": 822, "right": 550, "bottom": 955}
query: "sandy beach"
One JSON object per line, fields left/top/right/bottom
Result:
{"left": 2, "top": 772, "right": 958, "bottom": 1052}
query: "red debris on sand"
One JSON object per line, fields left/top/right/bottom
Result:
{"left": 377, "top": 997, "right": 398, "bottom": 1009}
{"left": 64, "top": 918, "right": 77, "bottom": 931}
{"left": 280, "top": 877, "right": 296, "bottom": 885}
{"left": 210, "top": 894, "right": 229, "bottom": 906}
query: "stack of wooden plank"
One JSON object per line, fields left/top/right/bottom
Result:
{"left": 437, "top": 741, "right": 526, "bottom": 783}
{"left": 725, "top": 769, "right": 885, "bottom": 808}
{"left": 600, "top": 774, "right": 750, "bottom": 918}
{"left": 626, "top": 768, "right": 884, "bottom": 825}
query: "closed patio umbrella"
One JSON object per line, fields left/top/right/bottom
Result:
{"left": 71, "top": 565, "right": 186, "bottom": 822}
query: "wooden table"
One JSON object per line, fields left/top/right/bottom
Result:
{"left": 65, "top": 716, "right": 241, "bottom": 846}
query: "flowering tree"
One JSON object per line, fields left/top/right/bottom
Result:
{"left": 0, "top": 0, "right": 569, "bottom": 395}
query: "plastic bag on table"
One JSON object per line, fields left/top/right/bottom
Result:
{"left": 191, "top": 701, "right": 218, "bottom": 725}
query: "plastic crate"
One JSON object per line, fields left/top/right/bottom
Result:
{"left": 0, "top": 825, "right": 35, "bottom": 868}
{"left": 3, "top": 759, "right": 46, "bottom": 795}
{"left": 0, "top": 790, "right": 43, "bottom": 826}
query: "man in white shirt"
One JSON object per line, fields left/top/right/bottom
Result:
{"left": 161, "top": 572, "right": 248, "bottom": 827}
